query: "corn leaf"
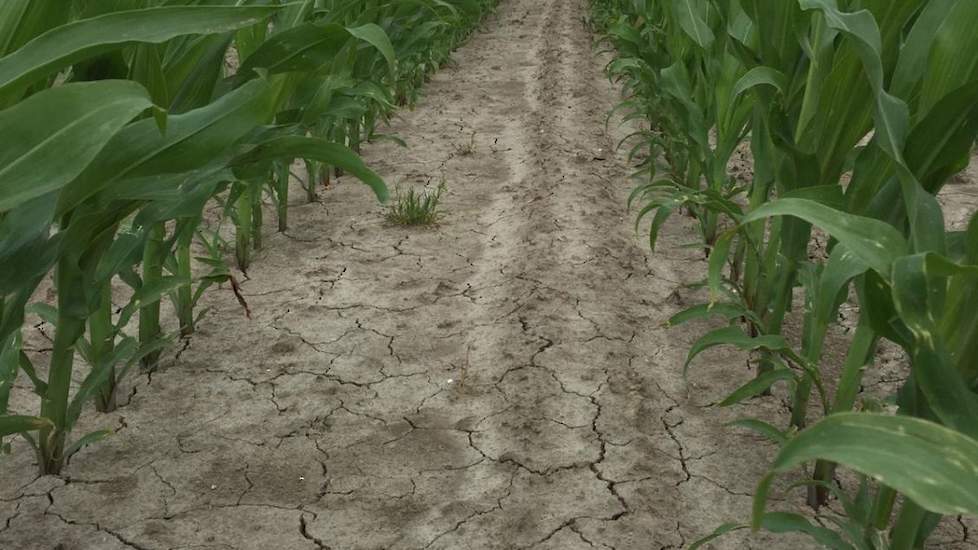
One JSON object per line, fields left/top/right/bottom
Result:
{"left": 684, "top": 326, "right": 788, "bottom": 374}
{"left": 230, "top": 136, "right": 388, "bottom": 202}
{"left": 0, "top": 80, "right": 153, "bottom": 212}
{"left": 0, "top": 5, "right": 281, "bottom": 95}
{"left": 719, "top": 369, "right": 797, "bottom": 407}
{"left": 754, "top": 413, "right": 978, "bottom": 525}
{"left": 742, "top": 198, "right": 907, "bottom": 276}
{"left": 56, "top": 78, "right": 275, "bottom": 216}
{"left": 0, "top": 414, "right": 52, "bottom": 437}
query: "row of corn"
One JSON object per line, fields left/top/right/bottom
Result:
{"left": 0, "top": 0, "right": 496, "bottom": 477}
{"left": 590, "top": 0, "right": 978, "bottom": 547}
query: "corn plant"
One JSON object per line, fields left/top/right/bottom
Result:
{"left": 593, "top": 0, "right": 978, "bottom": 547}
{"left": 0, "top": 0, "right": 496, "bottom": 476}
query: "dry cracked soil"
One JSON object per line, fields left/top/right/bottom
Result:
{"left": 3, "top": 1, "right": 978, "bottom": 550}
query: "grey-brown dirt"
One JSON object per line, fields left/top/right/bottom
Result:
{"left": 2, "top": 1, "right": 977, "bottom": 549}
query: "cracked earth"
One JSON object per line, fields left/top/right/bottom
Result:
{"left": 3, "top": 1, "right": 977, "bottom": 550}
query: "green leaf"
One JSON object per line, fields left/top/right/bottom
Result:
{"left": 685, "top": 326, "right": 787, "bottom": 374}
{"left": 66, "top": 338, "right": 138, "bottom": 430}
{"left": 236, "top": 21, "right": 352, "bottom": 78}
{"left": 672, "top": 0, "right": 715, "bottom": 49}
{"left": 708, "top": 230, "right": 735, "bottom": 300}
{"left": 754, "top": 413, "right": 978, "bottom": 528}
{"left": 726, "top": 418, "right": 788, "bottom": 445}
{"left": 758, "top": 512, "right": 854, "bottom": 549}
{"left": 890, "top": 253, "right": 978, "bottom": 439}
{"left": 346, "top": 23, "right": 397, "bottom": 74}
{"left": 889, "top": 0, "right": 959, "bottom": 100}
{"left": 719, "top": 369, "right": 797, "bottom": 406}
{"left": 64, "top": 429, "right": 112, "bottom": 460}
{"left": 231, "top": 136, "right": 388, "bottom": 202}
{"left": 57, "top": 78, "right": 275, "bottom": 215}
{"left": 689, "top": 522, "right": 746, "bottom": 550}
{"left": 667, "top": 302, "right": 757, "bottom": 327}
{"left": 733, "top": 66, "right": 786, "bottom": 99}
{"left": 0, "top": 80, "right": 153, "bottom": 212}
{"left": 25, "top": 302, "right": 58, "bottom": 325}
{"left": 94, "top": 231, "right": 145, "bottom": 283}
{"left": 805, "top": 245, "right": 869, "bottom": 362}
{"left": 0, "top": 414, "right": 52, "bottom": 436}
{"left": 113, "top": 274, "right": 190, "bottom": 332}
{"left": 916, "top": 1, "right": 978, "bottom": 116}
{"left": 742, "top": 198, "right": 908, "bottom": 276}
{"left": 0, "top": 0, "right": 67, "bottom": 58}
{"left": 691, "top": 512, "right": 853, "bottom": 549}
{"left": 0, "top": 5, "right": 281, "bottom": 96}
{"left": 0, "top": 332, "right": 20, "bottom": 412}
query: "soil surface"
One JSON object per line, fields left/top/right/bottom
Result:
{"left": 2, "top": 1, "right": 976, "bottom": 549}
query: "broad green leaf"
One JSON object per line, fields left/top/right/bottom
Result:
{"left": 231, "top": 136, "right": 388, "bottom": 202}
{"left": 889, "top": 0, "right": 958, "bottom": 100}
{"left": 0, "top": 5, "right": 281, "bottom": 95}
{"left": 905, "top": 81, "right": 978, "bottom": 195}
{"left": 236, "top": 22, "right": 353, "bottom": 78}
{"left": 800, "top": 0, "right": 946, "bottom": 254}
{"left": 754, "top": 413, "right": 978, "bottom": 527}
{"left": 121, "top": 276, "right": 189, "bottom": 320}
{"left": 0, "top": 80, "right": 153, "bottom": 212}
{"left": 64, "top": 429, "right": 113, "bottom": 459}
{"left": 0, "top": 193, "right": 56, "bottom": 260}
{"left": 346, "top": 23, "right": 397, "bottom": 73}
{"left": 0, "top": 332, "right": 19, "bottom": 412}
{"left": 708, "top": 230, "right": 735, "bottom": 300}
{"left": 66, "top": 338, "right": 139, "bottom": 429}
{"left": 24, "top": 303, "right": 58, "bottom": 325}
{"left": 667, "top": 302, "right": 757, "bottom": 327}
{"left": 0, "top": 414, "right": 52, "bottom": 436}
{"left": 0, "top": 0, "right": 67, "bottom": 58}
{"left": 742, "top": 198, "right": 907, "bottom": 276}
{"left": 781, "top": 184, "right": 845, "bottom": 210}
{"left": 672, "top": 0, "right": 714, "bottom": 49}
{"left": 57, "top": 78, "right": 275, "bottom": 215}
{"left": 733, "top": 66, "right": 786, "bottom": 99}
{"left": 726, "top": 418, "right": 788, "bottom": 445}
{"left": 758, "top": 512, "right": 854, "bottom": 549}
{"left": 165, "top": 34, "right": 231, "bottom": 114}
{"left": 891, "top": 253, "right": 978, "bottom": 438}
{"left": 808, "top": 245, "right": 868, "bottom": 360}
{"left": 685, "top": 326, "right": 788, "bottom": 374}
{"left": 94, "top": 231, "right": 145, "bottom": 287}
{"left": 689, "top": 523, "right": 746, "bottom": 550}
{"left": 129, "top": 43, "right": 169, "bottom": 107}
{"left": 719, "top": 369, "right": 797, "bottom": 406}
{"left": 917, "top": 1, "right": 978, "bottom": 117}
{"left": 692, "top": 512, "right": 853, "bottom": 549}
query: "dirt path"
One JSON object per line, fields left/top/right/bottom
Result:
{"left": 0, "top": 2, "right": 894, "bottom": 549}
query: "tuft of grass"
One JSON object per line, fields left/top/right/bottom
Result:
{"left": 386, "top": 181, "right": 446, "bottom": 225}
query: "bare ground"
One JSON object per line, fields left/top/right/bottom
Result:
{"left": 2, "top": 1, "right": 976, "bottom": 549}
